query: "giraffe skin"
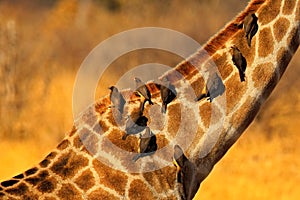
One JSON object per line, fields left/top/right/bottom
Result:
{"left": 0, "top": 0, "right": 299, "bottom": 199}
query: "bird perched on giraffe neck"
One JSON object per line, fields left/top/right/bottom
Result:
{"left": 108, "top": 86, "right": 126, "bottom": 114}
{"left": 159, "top": 76, "right": 177, "bottom": 113}
{"left": 134, "top": 77, "right": 154, "bottom": 107}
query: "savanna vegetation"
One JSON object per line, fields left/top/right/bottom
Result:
{"left": 0, "top": 0, "right": 299, "bottom": 199}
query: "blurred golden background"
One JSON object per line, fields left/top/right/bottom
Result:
{"left": 0, "top": 0, "right": 299, "bottom": 199}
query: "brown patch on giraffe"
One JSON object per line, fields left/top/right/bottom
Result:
{"left": 258, "top": 0, "right": 281, "bottom": 25}
{"left": 129, "top": 179, "right": 156, "bottom": 200}
{"left": 276, "top": 47, "right": 293, "bottom": 77}
{"left": 39, "top": 159, "right": 51, "bottom": 168}
{"left": 296, "top": 1, "right": 300, "bottom": 21}
{"left": 25, "top": 170, "right": 49, "bottom": 186}
{"left": 39, "top": 151, "right": 58, "bottom": 168}
{"left": 160, "top": 196, "right": 178, "bottom": 200}
{"left": 282, "top": 0, "right": 296, "bottom": 15}
{"left": 199, "top": 101, "right": 212, "bottom": 128}
{"left": 104, "top": 128, "right": 138, "bottom": 153}
{"left": 93, "top": 159, "right": 127, "bottom": 196}
{"left": 225, "top": 75, "right": 248, "bottom": 113}
{"left": 36, "top": 177, "right": 57, "bottom": 193}
{"left": 258, "top": 27, "right": 274, "bottom": 57}
{"left": 190, "top": 76, "right": 205, "bottom": 98}
{"left": 81, "top": 106, "right": 98, "bottom": 127}
{"left": 95, "top": 98, "right": 110, "bottom": 115}
{"left": 73, "top": 135, "right": 83, "bottom": 149}
{"left": 87, "top": 187, "right": 118, "bottom": 200}
{"left": 57, "top": 183, "right": 83, "bottom": 200}
{"left": 97, "top": 120, "right": 109, "bottom": 133}
{"left": 13, "top": 173, "right": 24, "bottom": 179}
{"left": 231, "top": 97, "right": 255, "bottom": 129}
{"left": 143, "top": 166, "right": 176, "bottom": 194}
{"left": 213, "top": 53, "right": 234, "bottom": 80}
{"left": 81, "top": 133, "right": 99, "bottom": 155}
{"left": 24, "top": 167, "right": 38, "bottom": 177}
{"left": 50, "top": 151, "right": 89, "bottom": 179}
{"left": 287, "top": 27, "right": 300, "bottom": 54}
{"left": 273, "top": 17, "right": 290, "bottom": 42}
{"left": 167, "top": 103, "right": 181, "bottom": 138}
{"left": 56, "top": 139, "right": 71, "bottom": 150}
{"left": 74, "top": 169, "right": 95, "bottom": 192}
{"left": 0, "top": 179, "right": 19, "bottom": 187}
{"left": 156, "top": 134, "right": 170, "bottom": 150}
{"left": 175, "top": 61, "right": 198, "bottom": 80}
{"left": 185, "top": 69, "right": 200, "bottom": 81}
{"left": 188, "top": 126, "right": 206, "bottom": 153}
{"left": 69, "top": 125, "right": 77, "bottom": 137}
{"left": 252, "top": 62, "right": 275, "bottom": 89}
{"left": 44, "top": 197, "right": 57, "bottom": 200}
{"left": 5, "top": 182, "right": 28, "bottom": 196}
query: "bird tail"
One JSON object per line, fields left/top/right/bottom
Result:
{"left": 195, "top": 93, "right": 207, "bottom": 101}
{"left": 239, "top": 72, "right": 245, "bottom": 82}
{"left": 132, "top": 154, "right": 141, "bottom": 162}
{"left": 161, "top": 103, "right": 167, "bottom": 113}
{"left": 148, "top": 99, "right": 154, "bottom": 105}
{"left": 122, "top": 134, "right": 128, "bottom": 140}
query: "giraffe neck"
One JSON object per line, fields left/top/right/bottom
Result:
{"left": 0, "top": 0, "right": 299, "bottom": 199}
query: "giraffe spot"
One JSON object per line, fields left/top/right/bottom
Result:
{"left": 45, "top": 151, "right": 58, "bottom": 160}
{"left": 199, "top": 101, "right": 212, "bottom": 129}
{"left": 142, "top": 165, "right": 176, "bottom": 194}
{"left": 44, "top": 197, "right": 57, "bottom": 200}
{"left": 6, "top": 183, "right": 28, "bottom": 196}
{"left": 129, "top": 179, "right": 156, "bottom": 200}
{"left": 296, "top": 2, "right": 300, "bottom": 21}
{"left": 40, "top": 151, "right": 58, "bottom": 168}
{"left": 97, "top": 120, "right": 109, "bottom": 133}
{"left": 258, "top": 0, "right": 281, "bottom": 25}
{"left": 74, "top": 170, "right": 95, "bottom": 192}
{"left": 273, "top": 17, "right": 290, "bottom": 42}
{"left": 57, "top": 139, "right": 71, "bottom": 150}
{"left": 213, "top": 53, "right": 234, "bottom": 80}
{"left": 87, "top": 187, "right": 119, "bottom": 200}
{"left": 252, "top": 62, "right": 275, "bottom": 89}
{"left": 276, "top": 47, "right": 292, "bottom": 77}
{"left": 282, "top": 0, "right": 296, "bottom": 15}
{"left": 225, "top": 75, "right": 248, "bottom": 114}
{"left": 37, "top": 177, "right": 57, "bottom": 193}
{"left": 156, "top": 134, "right": 170, "bottom": 150}
{"left": 73, "top": 135, "right": 83, "bottom": 149}
{"left": 23, "top": 194, "right": 39, "bottom": 200}
{"left": 24, "top": 167, "right": 38, "bottom": 177}
{"left": 81, "top": 133, "right": 99, "bottom": 155}
{"left": 69, "top": 126, "right": 77, "bottom": 137}
{"left": 39, "top": 159, "right": 51, "bottom": 168}
{"left": 81, "top": 106, "right": 98, "bottom": 127}
{"left": 92, "top": 159, "right": 127, "bottom": 196}
{"left": 105, "top": 128, "right": 138, "bottom": 153}
{"left": 287, "top": 27, "right": 300, "bottom": 54}
{"left": 50, "top": 151, "right": 89, "bottom": 179}
{"left": 190, "top": 76, "right": 205, "bottom": 99}
{"left": 231, "top": 96, "right": 261, "bottom": 132}
{"left": 0, "top": 179, "right": 19, "bottom": 187}
{"left": 258, "top": 27, "right": 274, "bottom": 57}
{"left": 57, "top": 183, "right": 83, "bottom": 200}
{"left": 13, "top": 173, "right": 24, "bottom": 179}
{"left": 167, "top": 103, "right": 181, "bottom": 139}
{"left": 25, "top": 170, "right": 49, "bottom": 186}
{"left": 175, "top": 61, "right": 197, "bottom": 80}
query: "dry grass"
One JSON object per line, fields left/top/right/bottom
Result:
{"left": 0, "top": 0, "right": 299, "bottom": 199}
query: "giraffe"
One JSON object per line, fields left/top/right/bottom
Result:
{"left": 0, "top": 0, "right": 299, "bottom": 199}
